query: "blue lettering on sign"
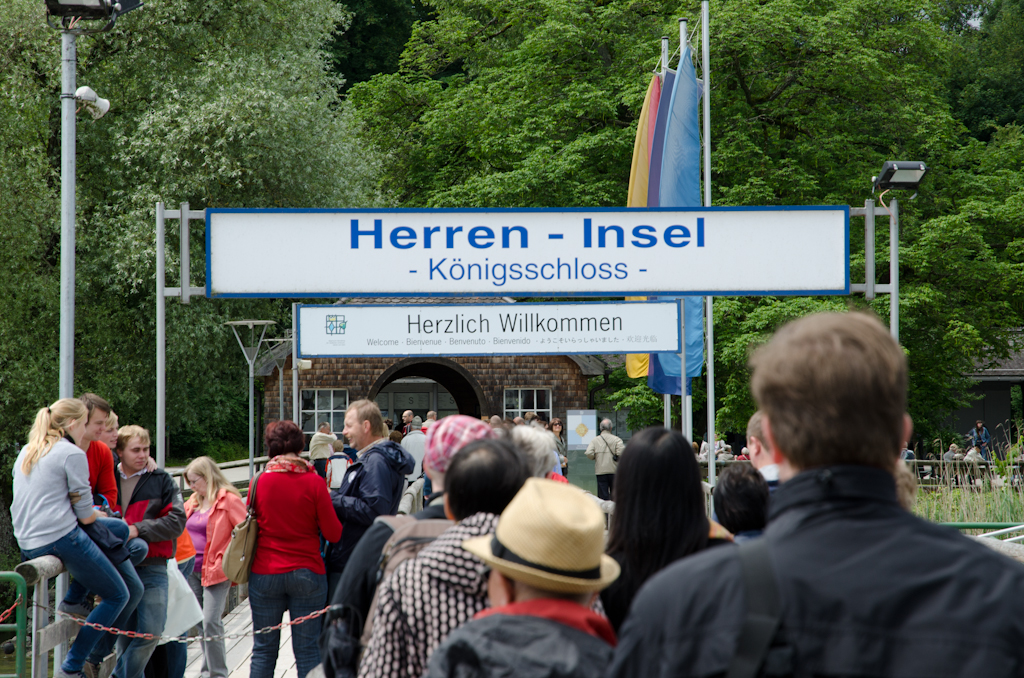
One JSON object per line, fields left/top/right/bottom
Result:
{"left": 351, "top": 217, "right": 705, "bottom": 253}
{"left": 351, "top": 219, "right": 383, "bottom": 249}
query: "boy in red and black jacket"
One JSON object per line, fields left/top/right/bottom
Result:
{"left": 108, "top": 425, "right": 186, "bottom": 678}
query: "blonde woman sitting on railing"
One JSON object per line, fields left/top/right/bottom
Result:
{"left": 12, "top": 399, "right": 131, "bottom": 678}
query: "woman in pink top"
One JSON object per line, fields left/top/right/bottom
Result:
{"left": 184, "top": 456, "right": 247, "bottom": 678}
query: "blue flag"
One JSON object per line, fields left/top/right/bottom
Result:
{"left": 647, "top": 297, "right": 704, "bottom": 395}
{"left": 645, "top": 47, "right": 705, "bottom": 397}
{"left": 659, "top": 45, "right": 703, "bottom": 207}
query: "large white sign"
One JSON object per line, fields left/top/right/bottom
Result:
{"left": 298, "top": 302, "right": 681, "bottom": 357}
{"left": 206, "top": 207, "right": 849, "bottom": 297}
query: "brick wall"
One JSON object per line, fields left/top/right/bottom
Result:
{"left": 263, "top": 355, "right": 589, "bottom": 425}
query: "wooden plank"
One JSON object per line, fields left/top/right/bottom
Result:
{"left": 36, "top": 618, "right": 78, "bottom": 654}
{"left": 97, "top": 652, "right": 116, "bottom": 678}
{"left": 16, "top": 556, "right": 65, "bottom": 587}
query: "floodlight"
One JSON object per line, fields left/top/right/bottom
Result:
{"left": 45, "top": 0, "right": 112, "bottom": 19}
{"left": 45, "top": 0, "right": 142, "bottom": 24}
{"left": 75, "top": 86, "right": 110, "bottom": 120}
{"left": 872, "top": 161, "right": 928, "bottom": 192}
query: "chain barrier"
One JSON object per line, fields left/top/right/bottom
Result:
{"left": 0, "top": 595, "right": 22, "bottom": 624}
{"left": 31, "top": 601, "right": 331, "bottom": 644}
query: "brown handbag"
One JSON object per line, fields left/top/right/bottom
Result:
{"left": 221, "top": 472, "right": 262, "bottom": 584}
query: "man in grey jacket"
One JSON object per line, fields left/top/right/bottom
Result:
{"left": 585, "top": 419, "right": 624, "bottom": 500}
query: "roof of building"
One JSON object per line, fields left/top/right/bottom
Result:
{"left": 967, "top": 331, "right": 1024, "bottom": 381}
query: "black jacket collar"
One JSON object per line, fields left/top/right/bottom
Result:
{"left": 768, "top": 465, "right": 900, "bottom": 522}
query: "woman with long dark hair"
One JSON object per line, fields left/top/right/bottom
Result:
{"left": 550, "top": 417, "right": 568, "bottom": 477}
{"left": 601, "top": 426, "right": 730, "bottom": 631}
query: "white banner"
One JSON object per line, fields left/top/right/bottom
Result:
{"left": 566, "top": 410, "right": 598, "bottom": 451}
{"left": 206, "top": 207, "right": 849, "bottom": 297}
{"left": 298, "top": 302, "right": 681, "bottom": 357}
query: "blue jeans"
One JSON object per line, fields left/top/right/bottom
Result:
{"left": 112, "top": 563, "right": 168, "bottom": 678}
{"left": 248, "top": 569, "right": 327, "bottom": 678}
{"left": 20, "top": 526, "right": 129, "bottom": 674}
{"left": 65, "top": 517, "right": 148, "bottom": 608}
{"left": 165, "top": 557, "right": 194, "bottom": 678}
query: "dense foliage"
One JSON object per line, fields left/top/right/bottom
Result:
{"left": 349, "top": 0, "right": 1024, "bottom": 442}
{"left": 2, "top": 0, "right": 1023, "bottom": 509}
{"left": 0, "top": 0, "right": 382, "bottom": 478}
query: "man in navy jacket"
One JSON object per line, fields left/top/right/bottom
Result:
{"left": 327, "top": 400, "right": 414, "bottom": 598}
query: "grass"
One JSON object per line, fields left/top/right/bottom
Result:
{"left": 914, "top": 486, "right": 1024, "bottom": 525}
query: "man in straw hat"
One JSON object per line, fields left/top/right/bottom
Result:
{"left": 425, "top": 478, "right": 619, "bottom": 678}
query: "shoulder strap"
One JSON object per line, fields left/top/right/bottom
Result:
{"left": 246, "top": 472, "right": 263, "bottom": 515}
{"left": 726, "top": 539, "right": 782, "bottom": 678}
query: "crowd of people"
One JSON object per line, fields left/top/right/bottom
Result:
{"left": 13, "top": 311, "right": 1024, "bottom": 678}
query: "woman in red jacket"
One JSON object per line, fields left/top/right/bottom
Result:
{"left": 249, "top": 421, "right": 343, "bottom": 678}
{"left": 183, "top": 456, "right": 247, "bottom": 678}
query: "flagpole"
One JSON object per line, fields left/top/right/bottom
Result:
{"left": 678, "top": 19, "right": 689, "bottom": 442}
{"left": 661, "top": 35, "right": 669, "bottom": 82}
{"left": 701, "top": 0, "right": 716, "bottom": 487}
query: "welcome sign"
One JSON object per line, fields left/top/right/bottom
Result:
{"left": 207, "top": 207, "right": 849, "bottom": 297}
{"left": 297, "top": 301, "right": 682, "bottom": 357}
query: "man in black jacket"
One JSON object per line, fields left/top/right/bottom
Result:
{"left": 327, "top": 400, "right": 414, "bottom": 599}
{"left": 610, "top": 312, "right": 1024, "bottom": 678}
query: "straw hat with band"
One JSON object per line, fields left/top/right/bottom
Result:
{"left": 463, "top": 478, "right": 620, "bottom": 594}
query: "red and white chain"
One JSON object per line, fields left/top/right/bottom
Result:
{"left": 36, "top": 603, "right": 331, "bottom": 643}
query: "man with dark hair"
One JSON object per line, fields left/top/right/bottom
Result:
{"left": 610, "top": 312, "right": 1024, "bottom": 677}
{"left": 968, "top": 420, "right": 992, "bottom": 460}
{"left": 326, "top": 400, "right": 414, "bottom": 599}
{"left": 77, "top": 393, "right": 118, "bottom": 511}
{"left": 712, "top": 464, "right": 769, "bottom": 541}
{"left": 358, "top": 438, "right": 531, "bottom": 678}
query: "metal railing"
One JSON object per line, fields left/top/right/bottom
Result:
{"left": 0, "top": 573, "right": 27, "bottom": 678}
{"left": 697, "top": 459, "right": 1022, "bottom": 485}
{"left": 13, "top": 556, "right": 95, "bottom": 678}
{"left": 166, "top": 453, "right": 312, "bottom": 496}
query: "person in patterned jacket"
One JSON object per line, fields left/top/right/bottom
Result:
{"left": 357, "top": 438, "right": 531, "bottom": 678}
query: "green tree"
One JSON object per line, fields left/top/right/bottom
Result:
{"left": 328, "top": 0, "right": 430, "bottom": 91}
{"left": 948, "top": 0, "right": 1024, "bottom": 141}
{"left": 348, "top": 0, "right": 665, "bottom": 207}
{"left": 0, "top": 0, "right": 383, "bottom": 466}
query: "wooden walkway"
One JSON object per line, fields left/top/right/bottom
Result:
{"left": 183, "top": 599, "right": 299, "bottom": 678}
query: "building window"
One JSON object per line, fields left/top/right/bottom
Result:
{"left": 504, "top": 388, "right": 552, "bottom": 422}
{"left": 301, "top": 389, "right": 349, "bottom": 434}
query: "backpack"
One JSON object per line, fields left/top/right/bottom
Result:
{"left": 326, "top": 454, "right": 352, "bottom": 490}
{"left": 359, "top": 515, "right": 454, "bottom": 647}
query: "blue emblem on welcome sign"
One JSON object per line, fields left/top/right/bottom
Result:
{"left": 326, "top": 315, "right": 346, "bottom": 335}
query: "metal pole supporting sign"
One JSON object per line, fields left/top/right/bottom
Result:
{"left": 155, "top": 202, "right": 207, "bottom": 469}
{"left": 225, "top": 320, "right": 275, "bottom": 480}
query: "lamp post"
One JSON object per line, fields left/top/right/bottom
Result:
{"left": 855, "top": 161, "right": 928, "bottom": 343}
{"left": 46, "top": 0, "right": 141, "bottom": 399}
{"left": 225, "top": 320, "right": 275, "bottom": 480}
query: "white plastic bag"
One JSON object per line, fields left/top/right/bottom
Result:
{"left": 159, "top": 559, "right": 204, "bottom": 644}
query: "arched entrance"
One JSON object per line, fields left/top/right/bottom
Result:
{"left": 368, "top": 357, "right": 488, "bottom": 419}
